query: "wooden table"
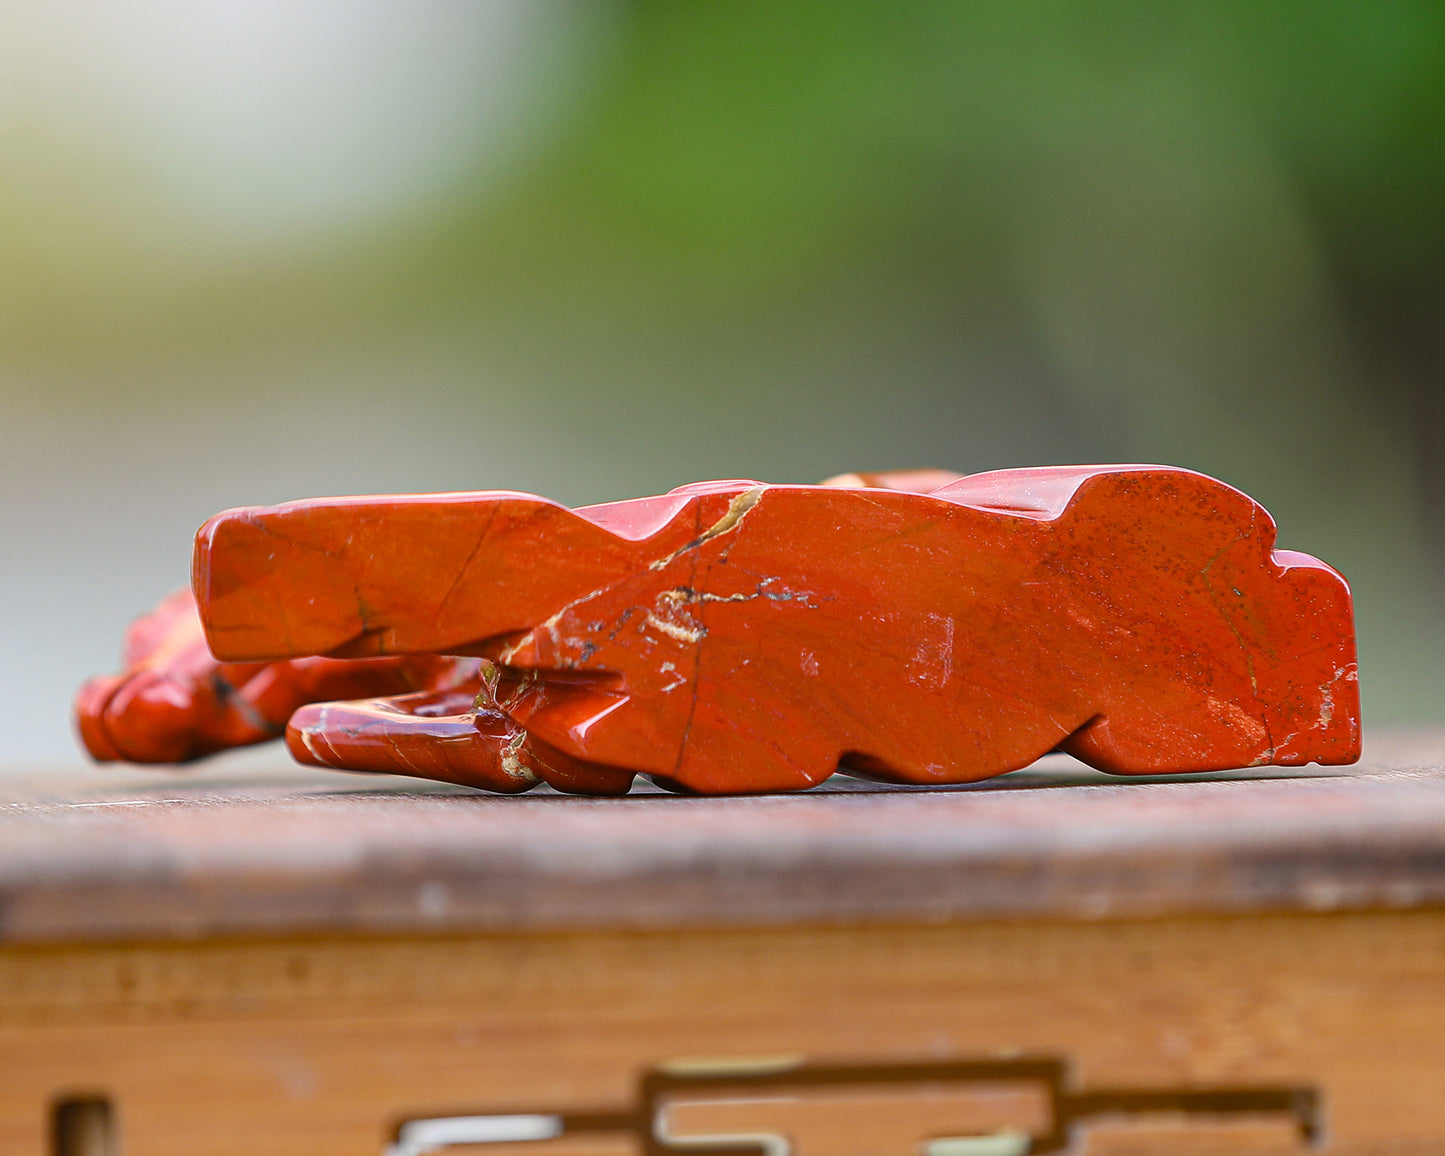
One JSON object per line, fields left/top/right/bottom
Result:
{"left": 4, "top": 730, "right": 1445, "bottom": 1156}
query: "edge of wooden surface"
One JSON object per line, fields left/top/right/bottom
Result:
{"left": 1, "top": 728, "right": 1443, "bottom": 945}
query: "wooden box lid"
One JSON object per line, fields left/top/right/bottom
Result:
{"left": 1, "top": 730, "right": 1442, "bottom": 945}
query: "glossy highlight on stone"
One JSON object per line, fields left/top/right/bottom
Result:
{"left": 180, "top": 465, "right": 1361, "bottom": 793}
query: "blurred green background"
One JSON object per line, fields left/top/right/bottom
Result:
{"left": 3, "top": 0, "right": 1443, "bottom": 764}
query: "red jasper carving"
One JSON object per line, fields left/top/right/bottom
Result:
{"left": 284, "top": 664, "right": 640, "bottom": 795}
{"left": 181, "top": 465, "right": 1358, "bottom": 794}
{"left": 76, "top": 470, "right": 963, "bottom": 780}
{"left": 74, "top": 587, "right": 473, "bottom": 765}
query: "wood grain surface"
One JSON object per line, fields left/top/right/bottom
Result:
{"left": 2, "top": 910, "right": 1444, "bottom": 1155}
{"left": 2, "top": 729, "right": 1444, "bottom": 944}
{"left": 4, "top": 731, "right": 1445, "bottom": 1154}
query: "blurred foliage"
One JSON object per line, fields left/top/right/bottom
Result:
{"left": 424, "top": 1, "right": 1445, "bottom": 542}
{"left": 7, "top": 4, "right": 1441, "bottom": 356}
{"left": 5, "top": 1, "right": 1444, "bottom": 527}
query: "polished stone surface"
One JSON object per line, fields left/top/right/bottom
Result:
{"left": 167, "top": 465, "right": 1358, "bottom": 792}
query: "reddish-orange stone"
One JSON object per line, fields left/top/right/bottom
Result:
{"left": 283, "top": 665, "right": 636, "bottom": 795}
{"left": 74, "top": 588, "right": 469, "bottom": 765}
{"left": 186, "top": 465, "right": 1359, "bottom": 793}
{"left": 78, "top": 469, "right": 962, "bottom": 785}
